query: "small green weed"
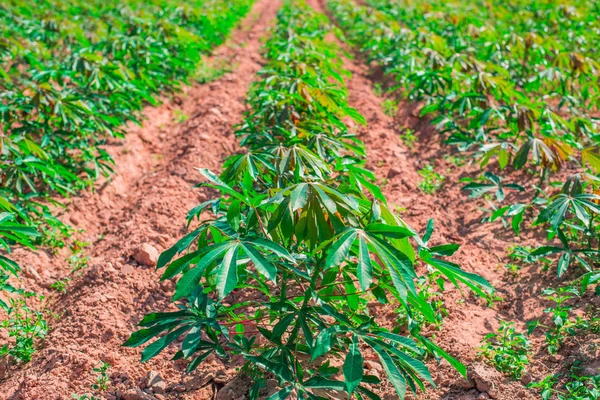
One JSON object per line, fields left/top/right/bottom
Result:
{"left": 418, "top": 164, "right": 444, "bottom": 194}
{"left": 0, "top": 289, "right": 48, "bottom": 364}
{"left": 195, "top": 58, "right": 235, "bottom": 83}
{"left": 479, "top": 320, "right": 530, "bottom": 379}
{"left": 530, "top": 364, "right": 600, "bottom": 400}
{"left": 173, "top": 109, "right": 189, "bottom": 124}
{"left": 399, "top": 128, "right": 418, "bottom": 149}
{"left": 91, "top": 361, "right": 111, "bottom": 391}
{"left": 381, "top": 99, "right": 397, "bottom": 116}
{"left": 68, "top": 240, "right": 90, "bottom": 273}
{"left": 50, "top": 277, "right": 71, "bottom": 294}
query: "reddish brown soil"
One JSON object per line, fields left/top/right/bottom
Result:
{"left": 2, "top": 0, "right": 598, "bottom": 399}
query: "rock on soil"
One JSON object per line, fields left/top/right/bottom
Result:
{"left": 215, "top": 374, "right": 254, "bottom": 400}
{"left": 470, "top": 363, "right": 501, "bottom": 399}
{"left": 122, "top": 389, "right": 158, "bottom": 400}
{"left": 146, "top": 371, "right": 167, "bottom": 394}
{"left": 133, "top": 243, "right": 159, "bottom": 267}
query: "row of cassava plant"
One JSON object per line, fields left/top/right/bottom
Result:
{"left": 325, "top": 0, "right": 600, "bottom": 396}
{"left": 330, "top": 0, "right": 600, "bottom": 175}
{"left": 0, "top": 0, "right": 254, "bottom": 365}
{"left": 0, "top": 0, "right": 254, "bottom": 271}
{"left": 368, "top": 0, "right": 600, "bottom": 287}
{"left": 326, "top": 0, "right": 600, "bottom": 285}
{"left": 125, "top": 1, "right": 493, "bottom": 399}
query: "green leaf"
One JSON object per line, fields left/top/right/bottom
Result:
{"left": 245, "top": 355, "right": 294, "bottom": 382}
{"left": 325, "top": 230, "right": 358, "bottom": 269}
{"left": 216, "top": 244, "right": 240, "bottom": 299}
{"left": 241, "top": 243, "right": 277, "bottom": 282}
{"left": 227, "top": 200, "right": 242, "bottom": 231}
{"left": 366, "top": 223, "right": 414, "bottom": 239}
{"left": 141, "top": 325, "right": 190, "bottom": 362}
{"left": 357, "top": 235, "right": 373, "bottom": 290}
{"left": 557, "top": 252, "right": 571, "bottom": 278}
{"left": 291, "top": 183, "right": 309, "bottom": 211}
{"left": 175, "top": 242, "right": 235, "bottom": 300}
{"left": 266, "top": 386, "right": 294, "bottom": 400}
{"left": 367, "top": 341, "right": 407, "bottom": 399}
{"left": 124, "top": 320, "right": 181, "bottom": 348}
{"left": 343, "top": 335, "right": 363, "bottom": 395}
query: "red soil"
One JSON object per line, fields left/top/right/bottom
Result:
{"left": 1, "top": 0, "right": 598, "bottom": 399}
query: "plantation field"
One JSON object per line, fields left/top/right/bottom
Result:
{"left": 0, "top": 0, "right": 599, "bottom": 399}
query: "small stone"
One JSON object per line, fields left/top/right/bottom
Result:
{"left": 69, "top": 214, "right": 81, "bottom": 226}
{"left": 133, "top": 243, "right": 159, "bottom": 267}
{"left": 209, "top": 108, "right": 226, "bottom": 121}
{"left": 364, "top": 360, "right": 383, "bottom": 372}
{"left": 469, "top": 363, "right": 500, "bottom": 399}
{"left": 24, "top": 265, "right": 42, "bottom": 281}
{"left": 121, "top": 389, "right": 158, "bottom": 400}
{"left": 387, "top": 168, "right": 401, "bottom": 179}
{"left": 214, "top": 370, "right": 229, "bottom": 384}
{"left": 173, "top": 384, "right": 186, "bottom": 393}
{"left": 216, "top": 374, "right": 253, "bottom": 400}
{"left": 121, "top": 264, "right": 135, "bottom": 275}
{"left": 520, "top": 373, "right": 532, "bottom": 385}
{"left": 146, "top": 371, "right": 167, "bottom": 394}
{"left": 548, "top": 354, "right": 564, "bottom": 363}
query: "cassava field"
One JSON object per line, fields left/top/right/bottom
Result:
{"left": 1, "top": 0, "right": 599, "bottom": 399}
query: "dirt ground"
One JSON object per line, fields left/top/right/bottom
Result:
{"left": 1, "top": 0, "right": 598, "bottom": 399}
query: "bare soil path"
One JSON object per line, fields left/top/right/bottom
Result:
{"left": 1, "top": 0, "right": 280, "bottom": 398}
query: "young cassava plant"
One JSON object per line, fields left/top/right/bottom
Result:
{"left": 126, "top": 1, "right": 493, "bottom": 398}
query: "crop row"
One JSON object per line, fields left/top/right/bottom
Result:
{"left": 126, "top": 1, "right": 492, "bottom": 398}
{"left": 0, "top": 0, "right": 253, "bottom": 276}
{"left": 327, "top": 0, "right": 600, "bottom": 285}
{"left": 327, "top": 0, "right": 600, "bottom": 396}
{"left": 0, "top": 0, "right": 254, "bottom": 364}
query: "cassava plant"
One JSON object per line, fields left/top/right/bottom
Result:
{"left": 126, "top": 2, "right": 493, "bottom": 399}
{"left": 0, "top": 0, "right": 254, "bottom": 277}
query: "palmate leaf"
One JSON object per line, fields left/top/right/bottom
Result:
{"left": 196, "top": 168, "right": 249, "bottom": 204}
{"left": 173, "top": 236, "right": 291, "bottom": 300}
{"left": 529, "top": 228, "right": 598, "bottom": 277}
{"left": 420, "top": 253, "right": 494, "bottom": 297}
{"left": 325, "top": 224, "right": 415, "bottom": 292}
{"left": 221, "top": 152, "right": 276, "bottom": 184}
{"left": 513, "top": 137, "right": 553, "bottom": 169}
{"left": 539, "top": 193, "right": 600, "bottom": 229}
{"left": 461, "top": 172, "right": 524, "bottom": 202}
{"left": 276, "top": 145, "right": 332, "bottom": 180}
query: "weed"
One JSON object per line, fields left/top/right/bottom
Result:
{"left": 530, "top": 364, "right": 600, "bottom": 400}
{"left": 91, "top": 361, "right": 111, "bottom": 392}
{"left": 50, "top": 278, "right": 71, "bottom": 294}
{"left": 418, "top": 164, "right": 444, "bottom": 194}
{"left": 68, "top": 240, "right": 90, "bottom": 273}
{"left": 381, "top": 99, "right": 398, "bottom": 116}
{"left": 503, "top": 263, "right": 521, "bottom": 276}
{"left": 173, "top": 109, "right": 189, "bottom": 124}
{"left": 0, "top": 292, "right": 48, "bottom": 363}
{"left": 479, "top": 320, "right": 530, "bottom": 379}
{"left": 195, "top": 58, "right": 236, "bottom": 83}
{"left": 373, "top": 83, "right": 383, "bottom": 96}
{"left": 399, "top": 128, "right": 418, "bottom": 149}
